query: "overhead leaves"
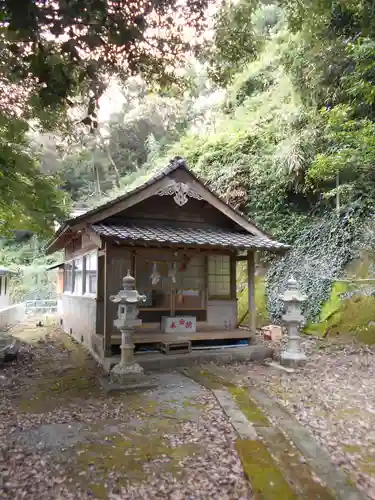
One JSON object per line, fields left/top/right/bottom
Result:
{"left": 0, "top": 0, "right": 209, "bottom": 128}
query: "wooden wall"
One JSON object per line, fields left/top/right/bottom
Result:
{"left": 64, "top": 231, "right": 99, "bottom": 261}
{"left": 104, "top": 168, "right": 244, "bottom": 231}
{"left": 103, "top": 243, "right": 132, "bottom": 354}
{"left": 109, "top": 196, "right": 235, "bottom": 230}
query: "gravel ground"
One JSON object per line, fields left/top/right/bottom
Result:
{"left": 0, "top": 321, "right": 252, "bottom": 500}
{"left": 228, "top": 333, "right": 375, "bottom": 499}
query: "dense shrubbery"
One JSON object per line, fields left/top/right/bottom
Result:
{"left": 266, "top": 207, "right": 365, "bottom": 322}
{"left": 0, "top": 236, "right": 61, "bottom": 303}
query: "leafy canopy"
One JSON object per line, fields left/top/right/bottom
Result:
{"left": 0, "top": 0, "right": 209, "bottom": 235}
{"left": 1, "top": 0, "right": 209, "bottom": 128}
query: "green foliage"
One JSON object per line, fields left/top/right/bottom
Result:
{"left": 0, "top": 114, "right": 68, "bottom": 234}
{"left": 328, "top": 294, "right": 375, "bottom": 345}
{"left": 304, "top": 281, "right": 350, "bottom": 337}
{"left": 8, "top": 0, "right": 375, "bottom": 323}
{"left": 205, "top": 1, "right": 286, "bottom": 86}
{"left": 237, "top": 275, "right": 269, "bottom": 328}
{"left": 204, "top": 0, "right": 258, "bottom": 85}
{"left": 0, "top": 235, "right": 61, "bottom": 302}
{"left": 308, "top": 106, "right": 375, "bottom": 205}
{"left": 266, "top": 209, "right": 363, "bottom": 323}
{"left": 1, "top": 0, "right": 209, "bottom": 128}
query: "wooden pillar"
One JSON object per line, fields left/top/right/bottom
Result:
{"left": 247, "top": 250, "right": 256, "bottom": 333}
{"left": 230, "top": 253, "right": 237, "bottom": 300}
{"left": 103, "top": 242, "right": 112, "bottom": 357}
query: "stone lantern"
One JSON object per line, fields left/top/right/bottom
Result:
{"left": 109, "top": 271, "right": 147, "bottom": 384}
{"left": 279, "top": 276, "right": 307, "bottom": 367}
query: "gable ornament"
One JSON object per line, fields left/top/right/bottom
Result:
{"left": 157, "top": 180, "right": 202, "bottom": 207}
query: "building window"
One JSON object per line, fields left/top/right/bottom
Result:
{"left": 208, "top": 255, "right": 231, "bottom": 299}
{"left": 0, "top": 276, "right": 3, "bottom": 295}
{"left": 73, "top": 258, "right": 84, "bottom": 294}
{"left": 64, "top": 262, "right": 73, "bottom": 292}
{"left": 4, "top": 277, "right": 7, "bottom": 295}
{"left": 84, "top": 252, "right": 97, "bottom": 294}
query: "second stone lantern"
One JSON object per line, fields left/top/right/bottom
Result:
{"left": 279, "top": 276, "right": 307, "bottom": 367}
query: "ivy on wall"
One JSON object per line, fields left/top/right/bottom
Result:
{"left": 266, "top": 207, "right": 364, "bottom": 323}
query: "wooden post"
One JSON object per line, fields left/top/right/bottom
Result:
{"left": 230, "top": 253, "right": 237, "bottom": 300}
{"left": 247, "top": 250, "right": 256, "bottom": 334}
{"left": 103, "top": 242, "right": 112, "bottom": 357}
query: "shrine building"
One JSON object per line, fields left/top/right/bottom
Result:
{"left": 46, "top": 157, "right": 289, "bottom": 367}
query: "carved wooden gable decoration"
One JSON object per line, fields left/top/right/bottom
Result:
{"left": 46, "top": 157, "right": 290, "bottom": 254}
{"left": 156, "top": 180, "right": 203, "bottom": 207}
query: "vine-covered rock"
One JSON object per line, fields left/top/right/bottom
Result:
{"left": 266, "top": 209, "right": 363, "bottom": 323}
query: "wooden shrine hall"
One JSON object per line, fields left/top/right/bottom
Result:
{"left": 46, "top": 157, "right": 289, "bottom": 364}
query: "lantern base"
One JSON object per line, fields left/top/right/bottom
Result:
{"left": 110, "top": 360, "right": 145, "bottom": 384}
{"left": 101, "top": 361, "right": 157, "bottom": 392}
{"left": 280, "top": 350, "right": 307, "bottom": 367}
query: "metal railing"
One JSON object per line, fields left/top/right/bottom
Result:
{"left": 25, "top": 299, "right": 57, "bottom": 314}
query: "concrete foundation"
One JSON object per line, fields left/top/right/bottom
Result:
{"left": 102, "top": 344, "right": 274, "bottom": 373}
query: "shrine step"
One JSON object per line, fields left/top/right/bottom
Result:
{"left": 160, "top": 340, "right": 192, "bottom": 355}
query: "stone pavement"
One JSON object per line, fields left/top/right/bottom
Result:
{"left": 181, "top": 364, "right": 368, "bottom": 500}
{"left": 0, "top": 321, "right": 369, "bottom": 499}
{"left": 1, "top": 324, "right": 252, "bottom": 500}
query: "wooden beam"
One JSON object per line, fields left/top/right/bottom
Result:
{"left": 235, "top": 256, "right": 248, "bottom": 262}
{"left": 230, "top": 253, "right": 237, "bottom": 300}
{"left": 103, "top": 242, "right": 234, "bottom": 256}
{"left": 84, "top": 226, "right": 102, "bottom": 248}
{"left": 247, "top": 250, "right": 256, "bottom": 334}
{"left": 103, "top": 241, "right": 112, "bottom": 357}
{"left": 73, "top": 176, "right": 174, "bottom": 229}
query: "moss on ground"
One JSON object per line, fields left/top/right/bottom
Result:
{"left": 19, "top": 363, "right": 101, "bottom": 413}
{"left": 343, "top": 445, "right": 362, "bottom": 454}
{"left": 186, "top": 367, "right": 335, "bottom": 499}
{"left": 14, "top": 330, "right": 211, "bottom": 500}
{"left": 236, "top": 439, "right": 297, "bottom": 500}
{"left": 229, "top": 387, "right": 270, "bottom": 427}
{"left": 71, "top": 419, "right": 201, "bottom": 499}
{"left": 187, "top": 369, "right": 270, "bottom": 426}
{"left": 18, "top": 332, "right": 101, "bottom": 413}
{"left": 257, "top": 428, "right": 335, "bottom": 499}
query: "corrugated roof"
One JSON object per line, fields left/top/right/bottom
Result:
{"left": 91, "top": 224, "right": 289, "bottom": 252}
{"left": 0, "top": 267, "right": 16, "bottom": 275}
{"left": 46, "top": 262, "right": 65, "bottom": 271}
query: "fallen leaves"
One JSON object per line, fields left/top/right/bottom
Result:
{"left": 0, "top": 324, "right": 253, "bottom": 500}
{"left": 229, "top": 335, "right": 375, "bottom": 499}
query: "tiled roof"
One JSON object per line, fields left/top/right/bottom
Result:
{"left": 91, "top": 224, "right": 289, "bottom": 252}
